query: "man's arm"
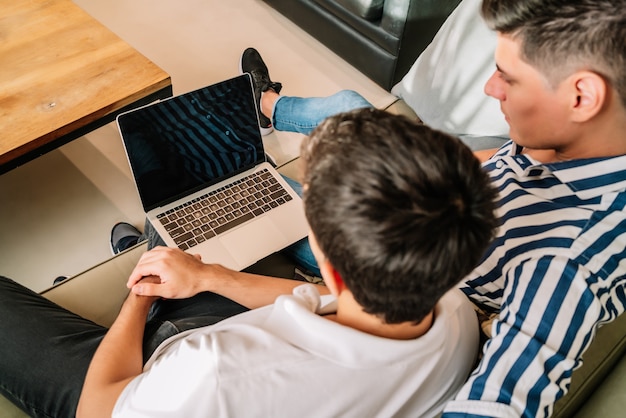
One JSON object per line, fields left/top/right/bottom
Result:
{"left": 127, "top": 246, "right": 328, "bottom": 309}
{"left": 76, "top": 279, "right": 159, "bottom": 418}
{"left": 443, "top": 256, "right": 606, "bottom": 417}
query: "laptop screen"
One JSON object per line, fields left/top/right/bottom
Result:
{"left": 117, "top": 74, "right": 265, "bottom": 211}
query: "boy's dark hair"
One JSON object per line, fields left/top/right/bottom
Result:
{"left": 481, "top": 0, "right": 626, "bottom": 107}
{"left": 301, "top": 108, "right": 498, "bottom": 324}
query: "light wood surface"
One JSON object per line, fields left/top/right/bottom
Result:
{"left": 0, "top": 0, "right": 171, "bottom": 167}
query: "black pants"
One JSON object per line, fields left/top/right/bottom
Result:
{"left": 0, "top": 276, "right": 249, "bottom": 418}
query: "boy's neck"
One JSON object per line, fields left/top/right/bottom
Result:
{"left": 525, "top": 104, "right": 626, "bottom": 163}
{"left": 327, "top": 291, "right": 434, "bottom": 340}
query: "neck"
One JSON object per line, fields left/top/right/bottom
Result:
{"left": 328, "top": 291, "right": 434, "bottom": 340}
{"left": 526, "top": 105, "right": 626, "bottom": 163}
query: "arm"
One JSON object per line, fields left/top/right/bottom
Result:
{"left": 127, "top": 246, "right": 328, "bottom": 309}
{"left": 443, "top": 256, "right": 605, "bottom": 417}
{"left": 76, "top": 279, "right": 159, "bottom": 418}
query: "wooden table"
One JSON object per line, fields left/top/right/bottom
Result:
{"left": 0, "top": 0, "right": 172, "bottom": 173}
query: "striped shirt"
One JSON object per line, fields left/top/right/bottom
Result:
{"left": 443, "top": 141, "right": 626, "bottom": 418}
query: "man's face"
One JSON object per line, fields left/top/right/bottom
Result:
{"left": 484, "top": 33, "right": 573, "bottom": 150}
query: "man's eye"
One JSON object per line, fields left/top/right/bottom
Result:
{"left": 497, "top": 72, "right": 511, "bottom": 84}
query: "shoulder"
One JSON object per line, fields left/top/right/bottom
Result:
{"left": 433, "top": 289, "right": 479, "bottom": 346}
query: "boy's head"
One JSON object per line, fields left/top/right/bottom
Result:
{"left": 481, "top": 0, "right": 626, "bottom": 107}
{"left": 300, "top": 108, "right": 498, "bottom": 324}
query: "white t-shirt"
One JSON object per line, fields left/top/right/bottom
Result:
{"left": 114, "top": 285, "right": 478, "bottom": 418}
{"left": 392, "top": 0, "right": 509, "bottom": 138}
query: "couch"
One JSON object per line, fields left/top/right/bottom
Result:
{"left": 261, "top": 0, "right": 463, "bottom": 90}
{"left": 1, "top": 99, "right": 625, "bottom": 417}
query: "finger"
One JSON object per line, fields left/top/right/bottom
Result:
{"left": 131, "top": 282, "right": 169, "bottom": 298}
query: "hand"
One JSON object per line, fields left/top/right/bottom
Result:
{"left": 127, "top": 246, "right": 215, "bottom": 299}
{"left": 125, "top": 275, "right": 161, "bottom": 306}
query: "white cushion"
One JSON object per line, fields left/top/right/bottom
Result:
{"left": 392, "top": 0, "right": 509, "bottom": 138}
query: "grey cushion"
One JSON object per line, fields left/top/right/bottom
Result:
{"left": 334, "top": 0, "right": 384, "bottom": 20}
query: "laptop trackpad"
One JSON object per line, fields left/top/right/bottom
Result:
{"left": 219, "top": 217, "right": 287, "bottom": 268}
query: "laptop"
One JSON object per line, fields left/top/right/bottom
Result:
{"left": 116, "top": 74, "right": 309, "bottom": 270}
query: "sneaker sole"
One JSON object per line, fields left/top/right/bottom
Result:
{"left": 110, "top": 222, "right": 141, "bottom": 256}
{"left": 259, "top": 124, "right": 274, "bottom": 136}
{"left": 239, "top": 54, "right": 274, "bottom": 136}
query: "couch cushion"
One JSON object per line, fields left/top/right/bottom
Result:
{"left": 573, "top": 353, "right": 626, "bottom": 417}
{"left": 334, "top": 0, "right": 384, "bottom": 20}
{"left": 312, "top": 0, "right": 400, "bottom": 54}
{"left": 391, "top": 0, "right": 509, "bottom": 137}
{"left": 0, "top": 395, "right": 26, "bottom": 418}
{"left": 552, "top": 312, "right": 626, "bottom": 417}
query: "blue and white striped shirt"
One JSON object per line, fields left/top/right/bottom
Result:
{"left": 443, "top": 141, "right": 626, "bottom": 417}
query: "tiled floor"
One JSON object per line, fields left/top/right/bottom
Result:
{"left": 1, "top": 0, "right": 394, "bottom": 292}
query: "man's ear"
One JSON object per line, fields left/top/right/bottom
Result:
{"left": 570, "top": 71, "right": 607, "bottom": 122}
{"left": 320, "top": 260, "right": 346, "bottom": 296}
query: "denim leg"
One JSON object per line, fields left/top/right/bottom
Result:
{"left": 140, "top": 218, "right": 167, "bottom": 250}
{"left": 281, "top": 238, "right": 320, "bottom": 277}
{"left": 280, "top": 176, "right": 320, "bottom": 277}
{"left": 0, "top": 277, "right": 106, "bottom": 418}
{"left": 272, "top": 90, "right": 373, "bottom": 135}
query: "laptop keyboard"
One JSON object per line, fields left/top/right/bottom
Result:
{"left": 157, "top": 169, "right": 293, "bottom": 251}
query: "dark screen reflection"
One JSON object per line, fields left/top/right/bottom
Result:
{"left": 118, "top": 75, "right": 264, "bottom": 210}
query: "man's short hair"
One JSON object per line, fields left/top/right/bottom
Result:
{"left": 301, "top": 108, "right": 498, "bottom": 324}
{"left": 481, "top": 0, "right": 626, "bottom": 107}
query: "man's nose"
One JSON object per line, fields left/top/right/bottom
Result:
{"left": 484, "top": 71, "right": 505, "bottom": 101}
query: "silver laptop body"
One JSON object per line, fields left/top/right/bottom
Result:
{"left": 116, "top": 74, "right": 308, "bottom": 270}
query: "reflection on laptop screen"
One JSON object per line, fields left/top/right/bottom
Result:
{"left": 118, "top": 75, "right": 264, "bottom": 211}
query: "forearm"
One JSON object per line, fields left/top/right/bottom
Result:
{"left": 77, "top": 293, "right": 155, "bottom": 418}
{"left": 127, "top": 247, "right": 329, "bottom": 309}
{"left": 197, "top": 265, "right": 328, "bottom": 309}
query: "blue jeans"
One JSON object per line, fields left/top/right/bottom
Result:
{"left": 273, "top": 90, "right": 373, "bottom": 135}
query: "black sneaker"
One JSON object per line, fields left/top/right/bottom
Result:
{"left": 239, "top": 48, "right": 282, "bottom": 136}
{"left": 110, "top": 222, "right": 143, "bottom": 255}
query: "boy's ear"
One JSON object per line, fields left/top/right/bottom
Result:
{"left": 570, "top": 70, "right": 607, "bottom": 122}
{"left": 320, "top": 260, "right": 346, "bottom": 296}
